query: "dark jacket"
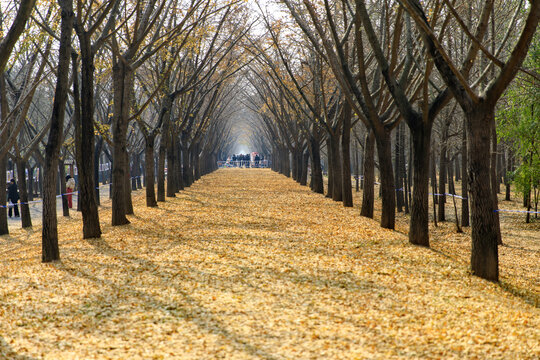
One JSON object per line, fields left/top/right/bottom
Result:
{"left": 7, "top": 182, "right": 19, "bottom": 202}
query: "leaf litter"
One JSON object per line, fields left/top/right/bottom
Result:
{"left": 0, "top": 168, "right": 538, "bottom": 359}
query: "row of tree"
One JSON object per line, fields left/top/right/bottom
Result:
{"left": 0, "top": 0, "right": 250, "bottom": 261}
{"left": 246, "top": 0, "right": 539, "bottom": 281}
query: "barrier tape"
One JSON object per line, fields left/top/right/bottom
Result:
{"left": 1, "top": 176, "right": 143, "bottom": 208}
{"left": 495, "top": 209, "right": 540, "bottom": 214}
{"left": 430, "top": 192, "right": 468, "bottom": 200}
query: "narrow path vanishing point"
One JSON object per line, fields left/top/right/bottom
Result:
{"left": 1, "top": 168, "right": 538, "bottom": 359}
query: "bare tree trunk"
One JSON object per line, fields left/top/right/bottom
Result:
{"left": 360, "top": 130, "right": 375, "bottom": 218}
{"left": 145, "top": 134, "right": 157, "bottom": 207}
{"left": 182, "top": 139, "right": 191, "bottom": 187}
{"left": 451, "top": 175, "right": 463, "bottom": 233}
{"left": 27, "top": 165, "right": 34, "bottom": 201}
{"left": 376, "top": 132, "right": 396, "bottom": 229}
{"left": 431, "top": 150, "right": 438, "bottom": 227}
{"left": 402, "top": 127, "right": 409, "bottom": 214}
{"left": 42, "top": 0, "right": 73, "bottom": 262}
{"left": 131, "top": 153, "right": 139, "bottom": 190}
{"left": 157, "top": 137, "right": 166, "bottom": 202}
{"left": 176, "top": 141, "right": 184, "bottom": 191}
{"left": 309, "top": 135, "right": 324, "bottom": 194}
{"left": 330, "top": 133, "right": 343, "bottom": 202}
{"left": 72, "top": 48, "right": 101, "bottom": 238}
{"left": 16, "top": 158, "right": 32, "bottom": 227}
{"left": 194, "top": 143, "right": 201, "bottom": 181}
{"left": 111, "top": 60, "right": 131, "bottom": 226}
{"left": 291, "top": 150, "right": 299, "bottom": 181}
{"left": 448, "top": 158, "right": 455, "bottom": 195}
{"left": 468, "top": 107, "right": 499, "bottom": 281}
{"left": 58, "top": 160, "right": 69, "bottom": 217}
{"left": 354, "top": 139, "right": 359, "bottom": 192}
{"left": 409, "top": 125, "right": 432, "bottom": 246}
{"left": 341, "top": 102, "right": 353, "bottom": 207}
{"left": 174, "top": 139, "right": 182, "bottom": 191}
{"left": 395, "top": 125, "right": 404, "bottom": 212}
{"left": 438, "top": 135, "right": 447, "bottom": 222}
{"left": 455, "top": 155, "right": 461, "bottom": 182}
{"left": 124, "top": 150, "right": 133, "bottom": 215}
{"left": 166, "top": 131, "right": 176, "bottom": 197}
{"left": 491, "top": 124, "right": 502, "bottom": 245}
{"left": 281, "top": 147, "right": 290, "bottom": 178}
{"left": 461, "top": 119, "right": 469, "bottom": 226}
{"left": 300, "top": 150, "right": 309, "bottom": 186}
{"left": 326, "top": 138, "right": 333, "bottom": 199}
{"left": 94, "top": 137, "right": 103, "bottom": 206}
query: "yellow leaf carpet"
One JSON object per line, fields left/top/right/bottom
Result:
{"left": 1, "top": 169, "right": 538, "bottom": 359}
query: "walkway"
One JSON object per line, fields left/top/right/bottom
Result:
{"left": 1, "top": 169, "right": 538, "bottom": 359}
{"left": 6, "top": 186, "right": 112, "bottom": 227}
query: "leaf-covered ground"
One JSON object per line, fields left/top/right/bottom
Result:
{"left": 1, "top": 169, "right": 538, "bottom": 359}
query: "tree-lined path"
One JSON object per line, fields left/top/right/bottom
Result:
{"left": 1, "top": 169, "right": 538, "bottom": 359}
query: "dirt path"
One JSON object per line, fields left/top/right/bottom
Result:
{"left": 1, "top": 169, "right": 538, "bottom": 359}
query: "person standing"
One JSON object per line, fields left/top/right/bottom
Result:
{"left": 66, "top": 175, "right": 76, "bottom": 208}
{"left": 7, "top": 179, "right": 20, "bottom": 218}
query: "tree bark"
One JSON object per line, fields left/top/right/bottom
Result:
{"left": 124, "top": 149, "right": 133, "bottom": 215}
{"left": 309, "top": 135, "right": 324, "bottom": 194}
{"left": 281, "top": 147, "right": 290, "bottom": 177}
{"left": 291, "top": 149, "right": 299, "bottom": 181}
{"left": 94, "top": 137, "right": 103, "bottom": 206}
{"left": 395, "top": 125, "right": 404, "bottom": 212}
{"left": 145, "top": 134, "right": 157, "bottom": 207}
{"left": 401, "top": 126, "right": 409, "bottom": 214}
{"left": 468, "top": 106, "right": 499, "bottom": 281}
{"left": 341, "top": 102, "right": 353, "bottom": 207}
{"left": 326, "top": 138, "right": 333, "bottom": 198}
{"left": 194, "top": 143, "right": 201, "bottom": 181}
{"left": 157, "top": 135, "right": 166, "bottom": 201}
{"left": 360, "top": 130, "right": 375, "bottom": 218}
{"left": 111, "top": 60, "right": 131, "bottom": 225}
{"left": 27, "top": 165, "right": 34, "bottom": 201}
{"left": 329, "top": 133, "right": 343, "bottom": 202}
{"left": 166, "top": 131, "right": 176, "bottom": 197}
{"left": 73, "top": 43, "right": 101, "bottom": 238}
{"left": 173, "top": 138, "right": 182, "bottom": 191}
{"left": 438, "top": 131, "right": 448, "bottom": 222}
{"left": 16, "top": 158, "right": 32, "bottom": 227}
{"left": 461, "top": 118, "right": 469, "bottom": 226}
{"left": 491, "top": 124, "right": 502, "bottom": 245}
{"left": 376, "top": 132, "right": 396, "bottom": 229}
{"left": 42, "top": 0, "right": 73, "bottom": 262}
{"left": 59, "top": 160, "right": 69, "bottom": 217}
{"left": 409, "top": 124, "right": 432, "bottom": 246}
{"left": 300, "top": 150, "right": 309, "bottom": 186}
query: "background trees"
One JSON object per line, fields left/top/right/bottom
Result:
{"left": 248, "top": 0, "right": 539, "bottom": 281}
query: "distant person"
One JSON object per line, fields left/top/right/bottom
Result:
{"left": 66, "top": 175, "right": 76, "bottom": 208}
{"left": 7, "top": 179, "right": 20, "bottom": 218}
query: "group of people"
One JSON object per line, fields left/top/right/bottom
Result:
{"left": 4, "top": 175, "right": 76, "bottom": 219}
{"left": 231, "top": 154, "right": 251, "bottom": 162}
{"left": 229, "top": 153, "right": 264, "bottom": 168}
